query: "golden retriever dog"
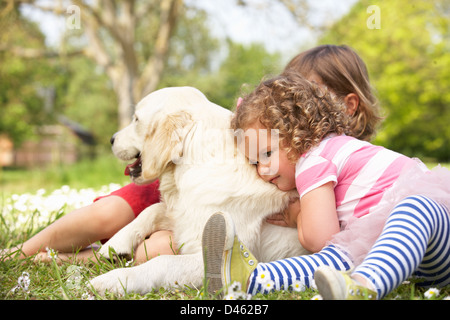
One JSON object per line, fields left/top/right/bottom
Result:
{"left": 89, "top": 87, "right": 308, "bottom": 295}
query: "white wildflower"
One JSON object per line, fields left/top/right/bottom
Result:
{"left": 224, "top": 291, "right": 250, "bottom": 300}
{"left": 65, "top": 265, "right": 85, "bottom": 290}
{"left": 311, "top": 294, "right": 323, "bottom": 300}
{"left": 223, "top": 281, "right": 250, "bottom": 300}
{"left": 228, "top": 281, "right": 242, "bottom": 292}
{"left": 3, "top": 184, "right": 125, "bottom": 233}
{"left": 291, "top": 280, "right": 306, "bottom": 292}
{"left": 255, "top": 270, "right": 270, "bottom": 284}
{"left": 46, "top": 247, "right": 58, "bottom": 260}
{"left": 263, "top": 280, "right": 275, "bottom": 292}
{"left": 424, "top": 288, "right": 440, "bottom": 299}
{"left": 11, "top": 272, "right": 31, "bottom": 293}
{"left": 224, "top": 293, "right": 236, "bottom": 300}
{"left": 82, "top": 291, "right": 96, "bottom": 300}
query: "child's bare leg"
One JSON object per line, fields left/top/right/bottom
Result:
{"left": 134, "top": 230, "right": 176, "bottom": 264}
{"left": 33, "top": 244, "right": 101, "bottom": 263}
{"left": 6, "top": 196, "right": 135, "bottom": 259}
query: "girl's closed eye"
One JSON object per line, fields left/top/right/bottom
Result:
{"left": 260, "top": 149, "right": 276, "bottom": 164}
{"left": 260, "top": 151, "right": 273, "bottom": 160}
{"left": 248, "top": 152, "right": 272, "bottom": 166}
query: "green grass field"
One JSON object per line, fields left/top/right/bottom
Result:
{"left": 1, "top": 156, "right": 449, "bottom": 300}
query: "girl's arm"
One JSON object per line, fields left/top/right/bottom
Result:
{"left": 297, "top": 182, "right": 340, "bottom": 252}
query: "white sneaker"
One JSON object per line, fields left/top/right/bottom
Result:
{"left": 315, "top": 266, "right": 377, "bottom": 300}
{"left": 202, "top": 212, "right": 257, "bottom": 297}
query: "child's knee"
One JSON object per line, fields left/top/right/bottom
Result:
{"left": 88, "top": 196, "right": 135, "bottom": 235}
{"left": 134, "top": 231, "right": 176, "bottom": 264}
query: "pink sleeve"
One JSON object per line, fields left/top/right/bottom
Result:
{"left": 295, "top": 156, "right": 337, "bottom": 198}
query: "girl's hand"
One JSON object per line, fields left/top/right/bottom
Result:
{"left": 266, "top": 198, "right": 300, "bottom": 228}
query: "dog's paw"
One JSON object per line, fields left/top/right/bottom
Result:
{"left": 98, "top": 239, "right": 133, "bottom": 261}
{"left": 89, "top": 269, "right": 132, "bottom": 296}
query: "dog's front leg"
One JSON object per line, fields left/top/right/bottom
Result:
{"left": 90, "top": 252, "right": 204, "bottom": 295}
{"left": 98, "top": 202, "right": 169, "bottom": 259}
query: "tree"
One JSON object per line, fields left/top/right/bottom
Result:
{"left": 3, "top": 0, "right": 182, "bottom": 129}
{"left": 161, "top": 41, "right": 282, "bottom": 110}
{"left": 0, "top": 5, "right": 61, "bottom": 145}
{"left": 0, "top": 1, "right": 280, "bottom": 149}
{"left": 320, "top": 0, "right": 450, "bottom": 161}
{"left": 206, "top": 41, "right": 282, "bottom": 108}
{"left": 3, "top": 0, "right": 321, "bottom": 130}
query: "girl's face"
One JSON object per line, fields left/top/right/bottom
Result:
{"left": 240, "top": 122, "right": 296, "bottom": 191}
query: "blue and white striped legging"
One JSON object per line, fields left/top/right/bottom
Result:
{"left": 248, "top": 195, "right": 450, "bottom": 299}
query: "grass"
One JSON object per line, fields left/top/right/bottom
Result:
{"left": 0, "top": 153, "right": 129, "bottom": 195}
{"left": 0, "top": 156, "right": 449, "bottom": 301}
{"left": 1, "top": 246, "right": 448, "bottom": 301}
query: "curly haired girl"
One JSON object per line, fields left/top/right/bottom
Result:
{"left": 204, "top": 71, "right": 450, "bottom": 300}
{"left": 232, "top": 71, "right": 351, "bottom": 163}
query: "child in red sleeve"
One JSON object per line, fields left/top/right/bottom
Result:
{"left": 3, "top": 181, "right": 172, "bottom": 263}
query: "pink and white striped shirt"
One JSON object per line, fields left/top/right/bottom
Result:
{"left": 295, "top": 134, "right": 418, "bottom": 229}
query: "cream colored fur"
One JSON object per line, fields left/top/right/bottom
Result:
{"left": 90, "top": 87, "right": 308, "bottom": 295}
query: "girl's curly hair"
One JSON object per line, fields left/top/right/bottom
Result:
{"left": 231, "top": 72, "right": 351, "bottom": 161}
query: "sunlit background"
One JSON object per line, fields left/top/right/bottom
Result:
{"left": 0, "top": 0, "right": 449, "bottom": 194}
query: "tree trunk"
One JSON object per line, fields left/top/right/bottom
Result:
{"left": 115, "top": 69, "right": 136, "bottom": 129}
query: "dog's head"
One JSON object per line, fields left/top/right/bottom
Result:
{"left": 110, "top": 86, "right": 230, "bottom": 185}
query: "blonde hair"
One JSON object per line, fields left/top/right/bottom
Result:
{"left": 284, "top": 45, "right": 381, "bottom": 141}
{"left": 231, "top": 72, "right": 350, "bottom": 161}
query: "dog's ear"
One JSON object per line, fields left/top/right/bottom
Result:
{"left": 140, "top": 111, "right": 193, "bottom": 180}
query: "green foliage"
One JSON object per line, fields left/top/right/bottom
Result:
{"left": 161, "top": 41, "right": 282, "bottom": 110}
{"left": 60, "top": 56, "right": 118, "bottom": 149}
{"left": 208, "top": 41, "right": 282, "bottom": 109}
{"left": 0, "top": 9, "right": 59, "bottom": 145}
{"left": 3, "top": 0, "right": 448, "bottom": 162}
{"left": 320, "top": 0, "right": 450, "bottom": 161}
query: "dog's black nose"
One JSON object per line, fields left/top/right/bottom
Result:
{"left": 110, "top": 133, "right": 117, "bottom": 145}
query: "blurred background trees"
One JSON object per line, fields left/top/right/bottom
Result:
{"left": 0, "top": 0, "right": 448, "bottom": 166}
{"left": 320, "top": 0, "right": 449, "bottom": 161}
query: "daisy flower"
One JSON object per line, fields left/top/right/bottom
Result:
{"left": 291, "top": 280, "right": 306, "bottom": 292}
{"left": 424, "top": 288, "right": 440, "bottom": 299}
{"left": 311, "top": 294, "right": 323, "bottom": 300}
{"left": 11, "top": 272, "right": 31, "bottom": 294}
{"left": 263, "top": 280, "right": 275, "bottom": 292}
{"left": 228, "top": 281, "right": 242, "bottom": 293}
{"left": 46, "top": 247, "right": 58, "bottom": 260}
{"left": 224, "top": 282, "right": 251, "bottom": 300}
{"left": 224, "top": 293, "right": 236, "bottom": 300}
{"left": 224, "top": 292, "right": 251, "bottom": 300}
{"left": 82, "top": 292, "right": 95, "bottom": 300}
{"left": 255, "top": 270, "right": 271, "bottom": 284}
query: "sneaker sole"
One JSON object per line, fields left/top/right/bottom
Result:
{"left": 202, "top": 212, "right": 228, "bottom": 297}
{"left": 314, "top": 267, "right": 346, "bottom": 300}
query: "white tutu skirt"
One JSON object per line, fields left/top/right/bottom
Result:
{"left": 329, "top": 159, "right": 450, "bottom": 266}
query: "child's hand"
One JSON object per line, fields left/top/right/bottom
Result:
{"left": 266, "top": 198, "right": 300, "bottom": 228}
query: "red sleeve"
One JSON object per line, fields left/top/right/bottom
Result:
{"left": 94, "top": 181, "right": 161, "bottom": 217}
